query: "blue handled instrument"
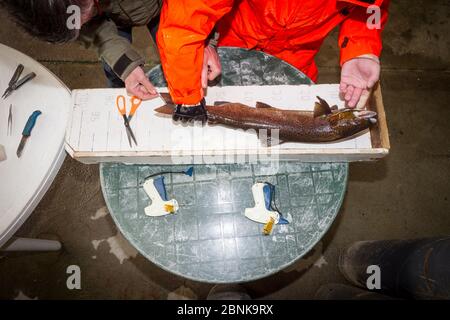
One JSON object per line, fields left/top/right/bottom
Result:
{"left": 142, "top": 167, "right": 194, "bottom": 217}
{"left": 16, "top": 110, "right": 41, "bottom": 158}
{"left": 143, "top": 176, "right": 179, "bottom": 216}
{"left": 245, "top": 182, "right": 290, "bottom": 235}
{"left": 154, "top": 176, "right": 169, "bottom": 201}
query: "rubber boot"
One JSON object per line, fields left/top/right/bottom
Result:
{"left": 206, "top": 284, "right": 251, "bottom": 300}
{"left": 339, "top": 237, "right": 450, "bottom": 299}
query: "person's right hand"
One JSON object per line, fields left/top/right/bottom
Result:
{"left": 124, "top": 66, "right": 159, "bottom": 100}
{"left": 201, "top": 45, "right": 222, "bottom": 88}
{"left": 340, "top": 54, "right": 380, "bottom": 108}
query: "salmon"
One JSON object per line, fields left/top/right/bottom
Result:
{"left": 156, "top": 93, "right": 377, "bottom": 144}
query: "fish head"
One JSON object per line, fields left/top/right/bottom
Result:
{"left": 326, "top": 109, "right": 377, "bottom": 137}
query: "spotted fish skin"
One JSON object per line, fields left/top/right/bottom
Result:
{"left": 206, "top": 103, "right": 374, "bottom": 143}
{"left": 156, "top": 94, "right": 376, "bottom": 143}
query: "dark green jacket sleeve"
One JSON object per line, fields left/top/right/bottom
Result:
{"left": 79, "top": 18, "right": 144, "bottom": 81}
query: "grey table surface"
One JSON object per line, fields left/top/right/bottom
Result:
{"left": 100, "top": 47, "right": 349, "bottom": 283}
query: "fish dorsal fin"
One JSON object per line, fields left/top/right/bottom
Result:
{"left": 255, "top": 101, "right": 275, "bottom": 109}
{"left": 214, "top": 101, "right": 231, "bottom": 106}
{"left": 314, "top": 96, "right": 332, "bottom": 118}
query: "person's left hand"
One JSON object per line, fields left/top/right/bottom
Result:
{"left": 340, "top": 54, "right": 380, "bottom": 108}
{"left": 124, "top": 66, "right": 159, "bottom": 100}
{"left": 201, "top": 45, "right": 222, "bottom": 89}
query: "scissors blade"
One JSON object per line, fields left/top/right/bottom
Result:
{"left": 126, "top": 129, "right": 133, "bottom": 147}
{"left": 121, "top": 114, "right": 132, "bottom": 147}
{"left": 127, "top": 127, "right": 138, "bottom": 146}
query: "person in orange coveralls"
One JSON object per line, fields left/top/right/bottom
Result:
{"left": 156, "top": 0, "right": 389, "bottom": 122}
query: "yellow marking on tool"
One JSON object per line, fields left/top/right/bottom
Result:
{"left": 263, "top": 217, "right": 275, "bottom": 235}
{"left": 164, "top": 204, "right": 175, "bottom": 213}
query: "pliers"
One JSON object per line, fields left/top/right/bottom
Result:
{"left": 2, "top": 64, "right": 36, "bottom": 99}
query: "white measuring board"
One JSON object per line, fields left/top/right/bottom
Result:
{"left": 65, "top": 85, "right": 375, "bottom": 164}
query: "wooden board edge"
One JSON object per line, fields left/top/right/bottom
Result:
{"left": 69, "top": 147, "right": 390, "bottom": 164}
{"left": 64, "top": 142, "right": 76, "bottom": 159}
{"left": 369, "top": 83, "right": 391, "bottom": 150}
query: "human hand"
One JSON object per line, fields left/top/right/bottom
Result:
{"left": 124, "top": 66, "right": 159, "bottom": 100}
{"left": 201, "top": 45, "right": 222, "bottom": 88}
{"left": 340, "top": 54, "right": 380, "bottom": 108}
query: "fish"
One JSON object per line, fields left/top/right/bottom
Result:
{"left": 156, "top": 93, "right": 377, "bottom": 144}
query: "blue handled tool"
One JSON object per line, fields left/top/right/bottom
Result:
{"left": 153, "top": 176, "right": 169, "bottom": 201}
{"left": 143, "top": 166, "right": 194, "bottom": 182}
{"left": 142, "top": 167, "right": 194, "bottom": 217}
{"left": 16, "top": 110, "right": 41, "bottom": 158}
{"left": 245, "top": 182, "right": 291, "bottom": 235}
{"left": 143, "top": 176, "right": 179, "bottom": 216}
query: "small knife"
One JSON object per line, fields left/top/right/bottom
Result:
{"left": 17, "top": 110, "right": 42, "bottom": 158}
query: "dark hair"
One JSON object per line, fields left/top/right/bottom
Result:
{"left": 0, "top": 0, "right": 92, "bottom": 43}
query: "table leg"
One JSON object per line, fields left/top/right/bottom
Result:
{"left": 0, "top": 237, "right": 62, "bottom": 252}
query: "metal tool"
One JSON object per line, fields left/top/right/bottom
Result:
{"left": 126, "top": 95, "right": 142, "bottom": 122}
{"left": 0, "top": 144, "right": 6, "bottom": 162}
{"left": 16, "top": 110, "right": 41, "bottom": 158}
{"left": 245, "top": 182, "right": 291, "bottom": 235}
{"left": 116, "top": 95, "right": 141, "bottom": 147}
{"left": 7, "top": 104, "right": 13, "bottom": 136}
{"left": 143, "top": 167, "right": 194, "bottom": 217}
{"left": 142, "top": 166, "right": 194, "bottom": 182}
{"left": 144, "top": 176, "right": 179, "bottom": 217}
{"left": 2, "top": 64, "right": 36, "bottom": 99}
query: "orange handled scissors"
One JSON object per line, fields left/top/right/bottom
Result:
{"left": 116, "top": 95, "right": 142, "bottom": 147}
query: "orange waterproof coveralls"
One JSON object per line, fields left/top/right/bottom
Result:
{"left": 157, "top": 0, "right": 389, "bottom": 105}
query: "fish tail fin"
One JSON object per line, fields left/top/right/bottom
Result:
{"left": 155, "top": 92, "right": 176, "bottom": 115}
{"left": 160, "top": 92, "right": 174, "bottom": 105}
{"left": 155, "top": 104, "right": 175, "bottom": 115}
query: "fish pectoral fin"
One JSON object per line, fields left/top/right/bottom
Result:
{"left": 314, "top": 96, "right": 332, "bottom": 118}
{"left": 214, "top": 101, "right": 231, "bottom": 106}
{"left": 155, "top": 104, "right": 175, "bottom": 115}
{"left": 255, "top": 101, "right": 275, "bottom": 109}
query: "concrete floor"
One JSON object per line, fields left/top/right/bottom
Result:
{"left": 0, "top": 0, "right": 449, "bottom": 299}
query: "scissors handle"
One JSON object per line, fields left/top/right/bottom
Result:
{"left": 128, "top": 96, "right": 142, "bottom": 119}
{"left": 116, "top": 95, "right": 127, "bottom": 115}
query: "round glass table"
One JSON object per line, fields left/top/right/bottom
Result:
{"left": 100, "top": 47, "right": 348, "bottom": 283}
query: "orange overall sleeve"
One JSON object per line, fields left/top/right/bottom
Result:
{"left": 157, "top": 0, "right": 234, "bottom": 105}
{"left": 338, "top": 0, "right": 390, "bottom": 65}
